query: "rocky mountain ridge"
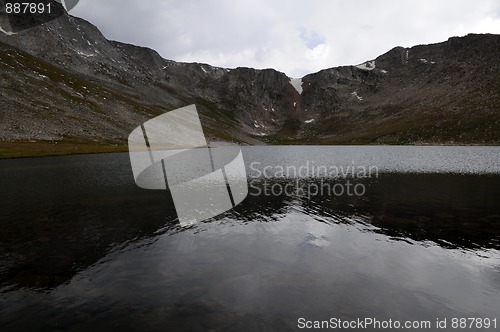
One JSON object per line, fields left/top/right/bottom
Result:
{"left": 1, "top": 10, "right": 499, "bottom": 155}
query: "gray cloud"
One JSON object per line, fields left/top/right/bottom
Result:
{"left": 71, "top": 0, "right": 500, "bottom": 77}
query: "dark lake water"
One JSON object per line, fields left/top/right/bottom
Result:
{"left": 1, "top": 146, "right": 500, "bottom": 331}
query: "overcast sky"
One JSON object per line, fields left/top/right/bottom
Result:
{"left": 71, "top": 0, "right": 500, "bottom": 77}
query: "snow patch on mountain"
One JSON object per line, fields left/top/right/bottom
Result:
{"left": 356, "top": 60, "right": 375, "bottom": 71}
{"left": 76, "top": 50, "right": 96, "bottom": 57}
{"left": 290, "top": 77, "right": 303, "bottom": 94}
{"left": 351, "top": 91, "right": 363, "bottom": 101}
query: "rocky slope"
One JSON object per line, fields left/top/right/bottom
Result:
{"left": 1, "top": 10, "right": 499, "bottom": 155}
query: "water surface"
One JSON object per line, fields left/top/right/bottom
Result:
{"left": 1, "top": 146, "right": 499, "bottom": 331}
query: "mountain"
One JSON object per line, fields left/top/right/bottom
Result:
{"left": 1, "top": 10, "right": 499, "bottom": 157}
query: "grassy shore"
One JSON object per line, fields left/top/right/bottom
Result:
{"left": 0, "top": 142, "right": 128, "bottom": 159}
{"left": 1, "top": 140, "right": 494, "bottom": 159}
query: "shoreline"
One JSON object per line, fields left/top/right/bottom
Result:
{"left": 0, "top": 142, "right": 128, "bottom": 159}
{"left": 0, "top": 141, "right": 498, "bottom": 159}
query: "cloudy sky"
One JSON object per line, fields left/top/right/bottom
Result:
{"left": 71, "top": 0, "right": 500, "bottom": 77}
